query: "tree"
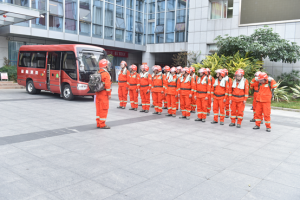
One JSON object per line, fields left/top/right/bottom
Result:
{"left": 172, "top": 51, "right": 201, "bottom": 67}
{"left": 215, "top": 26, "right": 300, "bottom": 63}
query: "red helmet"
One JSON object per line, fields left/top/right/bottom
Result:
{"left": 130, "top": 65, "right": 137, "bottom": 71}
{"left": 170, "top": 67, "right": 176, "bottom": 72}
{"left": 144, "top": 65, "right": 149, "bottom": 72}
{"left": 206, "top": 68, "right": 211, "bottom": 74}
{"left": 223, "top": 69, "right": 228, "bottom": 75}
{"left": 216, "top": 69, "right": 225, "bottom": 77}
{"left": 255, "top": 71, "right": 262, "bottom": 77}
{"left": 257, "top": 72, "right": 268, "bottom": 81}
{"left": 99, "top": 59, "right": 110, "bottom": 68}
{"left": 177, "top": 66, "right": 182, "bottom": 71}
{"left": 198, "top": 68, "right": 207, "bottom": 75}
{"left": 120, "top": 61, "right": 127, "bottom": 67}
{"left": 164, "top": 66, "right": 170, "bottom": 72}
{"left": 189, "top": 67, "right": 195, "bottom": 73}
{"left": 235, "top": 69, "right": 244, "bottom": 76}
{"left": 183, "top": 67, "right": 190, "bottom": 74}
{"left": 157, "top": 65, "right": 162, "bottom": 72}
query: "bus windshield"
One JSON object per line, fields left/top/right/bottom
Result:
{"left": 79, "top": 51, "right": 103, "bottom": 71}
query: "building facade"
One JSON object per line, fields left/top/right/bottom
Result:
{"left": 1, "top": 0, "right": 300, "bottom": 77}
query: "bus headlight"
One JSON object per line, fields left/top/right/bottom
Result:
{"left": 77, "top": 83, "right": 87, "bottom": 90}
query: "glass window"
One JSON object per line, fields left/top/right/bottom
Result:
{"left": 19, "top": 52, "right": 31, "bottom": 67}
{"left": 211, "top": 0, "right": 232, "bottom": 19}
{"left": 32, "top": 16, "right": 46, "bottom": 29}
{"left": 116, "top": 6, "right": 124, "bottom": 18}
{"left": 147, "top": 34, "right": 154, "bottom": 44}
{"left": 156, "top": 12, "right": 164, "bottom": 25}
{"left": 166, "top": 11, "right": 174, "bottom": 42}
{"left": 135, "top": 33, "right": 143, "bottom": 44}
{"left": 155, "top": 25, "right": 164, "bottom": 33}
{"left": 104, "top": 27, "right": 113, "bottom": 39}
{"left": 48, "top": 52, "right": 61, "bottom": 70}
{"left": 49, "top": 15, "right": 63, "bottom": 31}
{"left": 80, "top": 8, "right": 91, "bottom": 22}
{"left": 32, "top": 0, "right": 46, "bottom": 10}
{"left": 116, "top": 18, "right": 125, "bottom": 29}
{"left": 175, "top": 23, "right": 185, "bottom": 31}
{"left": 176, "top": 31, "right": 185, "bottom": 42}
{"left": 79, "top": 22, "right": 90, "bottom": 36}
{"left": 126, "top": 9, "right": 134, "bottom": 43}
{"left": 176, "top": 9, "right": 186, "bottom": 23}
{"left": 49, "top": 1, "right": 63, "bottom": 16}
{"left": 105, "top": 3, "right": 114, "bottom": 27}
{"left": 65, "top": 0, "right": 77, "bottom": 33}
{"left": 177, "top": 0, "right": 186, "bottom": 9}
{"left": 65, "top": 19, "right": 77, "bottom": 33}
{"left": 62, "top": 52, "right": 77, "bottom": 80}
{"left": 31, "top": 52, "right": 46, "bottom": 68}
{"left": 80, "top": 0, "right": 90, "bottom": 9}
{"left": 136, "top": 11, "right": 143, "bottom": 23}
{"left": 149, "top": 2, "right": 155, "bottom": 13}
{"left": 126, "top": 0, "right": 133, "bottom": 8}
{"left": 148, "top": 22, "right": 155, "bottom": 34}
{"left": 115, "top": 29, "right": 124, "bottom": 41}
{"left": 93, "top": 0, "right": 103, "bottom": 25}
{"left": 93, "top": 24, "right": 102, "bottom": 37}
{"left": 13, "top": 0, "right": 29, "bottom": 7}
{"left": 166, "top": 33, "right": 174, "bottom": 43}
{"left": 116, "top": 0, "right": 124, "bottom": 6}
{"left": 136, "top": 0, "right": 143, "bottom": 12}
{"left": 148, "top": 14, "right": 155, "bottom": 20}
{"left": 157, "top": 0, "right": 165, "bottom": 12}
{"left": 135, "top": 22, "right": 143, "bottom": 33}
{"left": 156, "top": 34, "right": 164, "bottom": 43}
{"left": 167, "top": 0, "right": 175, "bottom": 11}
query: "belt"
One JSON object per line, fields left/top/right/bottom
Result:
{"left": 130, "top": 84, "right": 137, "bottom": 86}
{"left": 140, "top": 85, "right": 149, "bottom": 87}
{"left": 254, "top": 90, "right": 258, "bottom": 92}
{"left": 214, "top": 94, "right": 225, "bottom": 97}
{"left": 119, "top": 81, "right": 126, "bottom": 83}
{"left": 233, "top": 95, "right": 244, "bottom": 98}
{"left": 181, "top": 88, "right": 191, "bottom": 90}
{"left": 154, "top": 86, "right": 163, "bottom": 88}
{"left": 197, "top": 91, "right": 207, "bottom": 94}
{"left": 168, "top": 85, "right": 176, "bottom": 87}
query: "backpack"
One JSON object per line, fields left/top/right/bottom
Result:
{"left": 88, "top": 71, "right": 105, "bottom": 92}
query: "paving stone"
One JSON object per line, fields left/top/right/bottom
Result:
{"left": 265, "top": 170, "right": 300, "bottom": 189}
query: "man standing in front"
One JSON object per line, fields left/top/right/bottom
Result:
{"left": 250, "top": 71, "right": 262, "bottom": 122}
{"left": 127, "top": 65, "right": 140, "bottom": 111}
{"left": 253, "top": 72, "right": 278, "bottom": 132}
{"left": 162, "top": 66, "right": 171, "bottom": 109}
{"left": 139, "top": 64, "right": 152, "bottom": 113}
{"left": 152, "top": 65, "right": 165, "bottom": 115}
{"left": 165, "top": 67, "right": 179, "bottom": 117}
{"left": 117, "top": 61, "right": 129, "bottom": 109}
{"left": 96, "top": 59, "right": 112, "bottom": 129}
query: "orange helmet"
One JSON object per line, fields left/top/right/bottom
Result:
{"left": 216, "top": 69, "right": 225, "bottom": 77}
{"left": 183, "top": 67, "right": 190, "bottom": 74}
{"left": 99, "top": 59, "right": 110, "bottom": 69}
{"left": 257, "top": 72, "right": 268, "bottom": 81}
{"left": 120, "top": 61, "right": 127, "bottom": 67}
{"left": 144, "top": 65, "right": 149, "bottom": 72}
{"left": 255, "top": 71, "right": 262, "bottom": 77}
{"left": 223, "top": 69, "right": 228, "bottom": 75}
{"left": 235, "top": 69, "right": 244, "bottom": 76}
{"left": 177, "top": 66, "right": 182, "bottom": 71}
{"left": 164, "top": 66, "right": 170, "bottom": 72}
{"left": 206, "top": 68, "right": 211, "bottom": 74}
{"left": 198, "top": 68, "right": 207, "bottom": 75}
{"left": 189, "top": 67, "right": 195, "bottom": 73}
{"left": 130, "top": 65, "right": 137, "bottom": 71}
{"left": 157, "top": 65, "right": 162, "bottom": 72}
{"left": 170, "top": 67, "right": 176, "bottom": 72}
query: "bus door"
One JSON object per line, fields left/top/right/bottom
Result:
{"left": 47, "top": 52, "right": 62, "bottom": 94}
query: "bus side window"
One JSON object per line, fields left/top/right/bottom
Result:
{"left": 48, "top": 52, "right": 61, "bottom": 70}
{"left": 19, "top": 52, "right": 31, "bottom": 67}
{"left": 62, "top": 52, "right": 77, "bottom": 80}
{"left": 32, "top": 52, "right": 46, "bottom": 68}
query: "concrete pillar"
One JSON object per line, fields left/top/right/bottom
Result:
{"left": 142, "top": 51, "right": 155, "bottom": 73}
{"left": 0, "top": 36, "right": 8, "bottom": 67}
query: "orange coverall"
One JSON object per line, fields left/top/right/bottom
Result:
{"left": 250, "top": 77, "right": 259, "bottom": 119}
{"left": 229, "top": 79, "right": 249, "bottom": 125}
{"left": 152, "top": 73, "right": 165, "bottom": 113}
{"left": 165, "top": 74, "right": 178, "bottom": 115}
{"left": 207, "top": 75, "right": 215, "bottom": 114}
{"left": 127, "top": 72, "right": 140, "bottom": 109}
{"left": 118, "top": 68, "right": 129, "bottom": 107}
{"left": 195, "top": 75, "right": 211, "bottom": 119}
{"left": 162, "top": 72, "right": 170, "bottom": 108}
{"left": 178, "top": 76, "right": 195, "bottom": 117}
{"left": 255, "top": 79, "right": 278, "bottom": 129}
{"left": 225, "top": 76, "right": 233, "bottom": 116}
{"left": 96, "top": 69, "right": 111, "bottom": 128}
{"left": 176, "top": 73, "right": 183, "bottom": 109}
{"left": 140, "top": 72, "right": 152, "bottom": 111}
{"left": 212, "top": 78, "right": 230, "bottom": 122}
{"left": 191, "top": 74, "right": 197, "bottom": 112}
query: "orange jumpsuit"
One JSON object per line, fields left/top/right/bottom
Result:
{"left": 250, "top": 77, "right": 259, "bottom": 119}
{"left": 212, "top": 78, "right": 230, "bottom": 122}
{"left": 127, "top": 72, "right": 140, "bottom": 109}
{"left": 176, "top": 73, "right": 183, "bottom": 109}
{"left": 152, "top": 73, "right": 165, "bottom": 113}
{"left": 225, "top": 76, "right": 233, "bottom": 116}
{"left": 255, "top": 78, "right": 278, "bottom": 129}
{"left": 96, "top": 69, "right": 111, "bottom": 128}
{"left": 229, "top": 78, "right": 249, "bottom": 125}
{"left": 190, "top": 74, "right": 197, "bottom": 112}
{"left": 162, "top": 72, "right": 170, "bottom": 108}
{"left": 165, "top": 74, "right": 178, "bottom": 115}
{"left": 118, "top": 68, "right": 129, "bottom": 107}
{"left": 207, "top": 75, "right": 215, "bottom": 114}
{"left": 140, "top": 72, "right": 152, "bottom": 111}
{"left": 178, "top": 75, "right": 195, "bottom": 117}
{"left": 195, "top": 75, "right": 211, "bottom": 119}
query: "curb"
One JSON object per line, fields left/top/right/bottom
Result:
{"left": 246, "top": 103, "right": 300, "bottom": 112}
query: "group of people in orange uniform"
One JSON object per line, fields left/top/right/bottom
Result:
{"left": 95, "top": 59, "right": 278, "bottom": 132}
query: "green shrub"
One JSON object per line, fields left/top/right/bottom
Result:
{"left": 272, "top": 80, "right": 291, "bottom": 102}
{"left": 276, "top": 70, "right": 300, "bottom": 90}
{"left": 291, "top": 84, "right": 300, "bottom": 98}
{"left": 0, "top": 66, "right": 17, "bottom": 82}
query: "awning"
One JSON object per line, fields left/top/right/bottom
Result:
{"left": 0, "top": 2, "right": 42, "bottom": 27}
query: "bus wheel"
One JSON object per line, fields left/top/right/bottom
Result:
{"left": 26, "top": 80, "right": 38, "bottom": 94}
{"left": 62, "top": 84, "right": 74, "bottom": 100}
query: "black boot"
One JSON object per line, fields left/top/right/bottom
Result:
{"left": 195, "top": 118, "right": 202, "bottom": 121}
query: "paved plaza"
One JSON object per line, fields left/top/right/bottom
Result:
{"left": 1, "top": 84, "right": 300, "bottom": 200}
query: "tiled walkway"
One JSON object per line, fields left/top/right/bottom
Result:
{"left": 1, "top": 85, "right": 300, "bottom": 200}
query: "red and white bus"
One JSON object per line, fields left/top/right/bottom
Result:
{"left": 17, "top": 44, "right": 107, "bottom": 100}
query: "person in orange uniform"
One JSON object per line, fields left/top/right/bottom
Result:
{"left": 190, "top": 66, "right": 197, "bottom": 113}
{"left": 211, "top": 69, "right": 230, "bottom": 125}
{"left": 250, "top": 71, "right": 262, "bottom": 122}
{"left": 139, "top": 64, "right": 152, "bottom": 113}
{"left": 206, "top": 68, "right": 214, "bottom": 116}
{"left": 178, "top": 67, "right": 195, "bottom": 120}
{"left": 96, "top": 59, "right": 112, "bottom": 129}
{"left": 194, "top": 68, "right": 211, "bottom": 122}
{"left": 253, "top": 72, "right": 278, "bottom": 132}
{"left": 176, "top": 66, "right": 183, "bottom": 110}
{"left": 152, "top": 65, "right": 165, "bottom": 115}
{"left": 127, "top": 65, "right": 140, "bottom": 111}
{"left": 223, "top": 69, "right": 232, "bottom": 118}
{"left": 229, "top": 69, "right": 249, "bottom": 128}
{"left": 162, "top": 66, "right": 171, "bottom": 109}
{"left": 117, "top": 61, "right": 129, "bottom": 109}
{"left": 165, "top": 67, "right": 179, "bottom": 117}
